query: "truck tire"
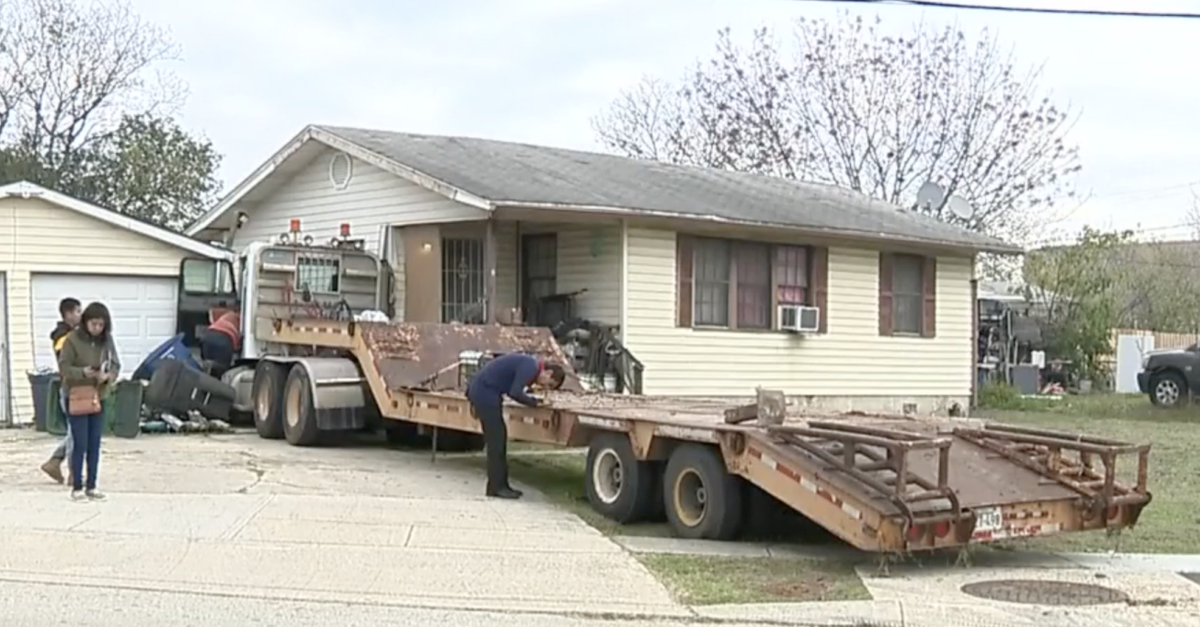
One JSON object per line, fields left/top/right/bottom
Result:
{"left": 433, "top": 429, "right": 485, "bottom": 452}
{"left": 283, "top": 365, "right": 321, "bottom": 446}
{"left": 585, "top": 432, "right": 661, "bottom": 523}
{"left": 384, "top": 420, "right": 421, "bottom": 448}
{"left": 663, "top": 444, "right": 744, "bottom": 541}
{"left": 252, "top": 361, "right": 286, "bottom": 439}
{"left": 1150, "top": 371, "right": 1188, "bottom": 408}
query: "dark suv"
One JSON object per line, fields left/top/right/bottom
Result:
{"left": 1138, "top": 343, "right": 1200, "bottom": 408}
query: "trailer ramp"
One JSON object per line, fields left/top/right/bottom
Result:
{"left": 552, "top": 395, "right": 1151, "bottom": 552}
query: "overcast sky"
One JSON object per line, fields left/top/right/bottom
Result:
{"left": 128, "top": 0, "right": 1200, "bottom": 245}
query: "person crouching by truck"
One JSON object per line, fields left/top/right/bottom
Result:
{"left": 466, "top": 353, "right": 566, "bottom": 500}
{"left": 200, "top": 310, "right": 241, "bottom": 378}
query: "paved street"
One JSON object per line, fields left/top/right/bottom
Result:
{"left": 0, "top": 429, "right": 685, "bottom": 624}
{"left": 4, "top": 427, "right": 1200, "bottom": 627}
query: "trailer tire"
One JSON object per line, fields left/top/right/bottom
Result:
{"left": 585, "top": 432, "right": 660, "bottom": 523}
{"left": 663, "top": 444, "right": 744, "bottom": 541}
{"left": 282, "top": 366, "right": 321, "bottom": 446}
{"left": 252, "top": 361, "right": 286, "bottom": 440}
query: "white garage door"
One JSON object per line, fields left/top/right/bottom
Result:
{"left": 31, "top": 274, "right": 179, "bottom": 376}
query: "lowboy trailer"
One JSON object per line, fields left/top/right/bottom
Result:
{"left": 191, "top": 227, "right": 1152, "bottom": 554}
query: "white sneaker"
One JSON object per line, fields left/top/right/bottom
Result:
{"left": 70, "top": 490, "right": 86, "bottom": 501}
{"left": 85, "top": 489, "right": 106, "bottom": 501}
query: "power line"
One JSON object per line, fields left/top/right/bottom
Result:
{"left": 793, "top": 0, "right": 1200, "bottom": 19}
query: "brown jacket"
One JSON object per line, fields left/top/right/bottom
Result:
{"left": 58, "top": 328, "right": 121, "bottom": 396}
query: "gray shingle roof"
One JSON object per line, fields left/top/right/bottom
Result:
{"left": 318, "top": 125, "right": 1020, "bottom": 253}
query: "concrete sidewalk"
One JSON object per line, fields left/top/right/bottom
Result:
{"left": 613, "top": 534, "right": 1200, "bottom": 573}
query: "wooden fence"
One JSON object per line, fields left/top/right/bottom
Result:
{"left": 1110, "top": 328, "right": 1199, "bottom": 351}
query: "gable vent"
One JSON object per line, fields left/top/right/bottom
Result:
{"left": 328, "top": 152, "right": 354, "bottom": 190}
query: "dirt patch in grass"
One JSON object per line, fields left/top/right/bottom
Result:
{"left": 979, "top": 393, "right": 1200, "bottom": 554}
{"left": 639, "top": 554, "right": 871, "bottom": 605}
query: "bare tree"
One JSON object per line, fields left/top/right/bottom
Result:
{"left": 593, "top": 13, "right": 1082, "bottom": 246}
{"left": 0, "top": 0, "right": 183, "bottom": 173}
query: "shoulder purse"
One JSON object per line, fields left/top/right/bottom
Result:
{"left": 67, "top": 386, "right": 102, "bottom": 416}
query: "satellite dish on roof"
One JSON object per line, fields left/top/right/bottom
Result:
{"left": 915, "top": 181, "right": 946, "bottom": 212}
{"left": 946, "top": 195, "right": 975, "bottom": 220}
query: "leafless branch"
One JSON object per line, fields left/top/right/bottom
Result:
{"left": 591, "top": 11, "right": 1082, "bottom": 245}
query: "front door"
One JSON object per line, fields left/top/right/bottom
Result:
{"left": 521, "top": 233, "right": 557, "bottom": 326}
{"left": 441, "top": 237, "right": 485, "bottom": 323}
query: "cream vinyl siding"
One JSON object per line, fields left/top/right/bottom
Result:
{"left": 231, "top": 147, "right": 487, "bottom": 258}
{"left": 229, "top": 147, "right": 487, "bottom": 320}
{"left": 0, "top": 198, "right": 191, "bottom": 423}
{"left": 622, "top": 227, "right": 973, "bottom": 398}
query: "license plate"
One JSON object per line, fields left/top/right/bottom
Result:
{"left": 975, "top": 506, "right": 1003, "bottom": 532}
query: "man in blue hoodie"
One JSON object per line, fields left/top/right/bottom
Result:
{"left": 466, "top": 352, "right": 566, "bottom": 499}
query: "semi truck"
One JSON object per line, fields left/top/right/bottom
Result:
{"left": 176, "top": 223, "right": 1153, "bottom": 553}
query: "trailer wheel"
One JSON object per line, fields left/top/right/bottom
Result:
{"left": 663, "top": 444, "right": 744, "bottom": 540}
{"left": 252, "top": 361, "right": 286, "bottom": 440}
{"left": 282, "top": 366, "right": 321, "bottom": 446}
{"left": 585, "top": 432, "right": 660, "bottom": 523}
{"left": 384, "top": 421, "right": 421, "bottom": 447}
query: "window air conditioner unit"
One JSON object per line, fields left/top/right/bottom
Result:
{"left": 778, "top": 305, "right": 820, "bottom": 333}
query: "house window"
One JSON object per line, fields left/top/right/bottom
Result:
{"left": 775, "top": 245, "right": 809, "bottom": 306}
{"left": 441, "top": 237, "right": 485, "bottom": 323}
{"left": 296, "top": 255, "right": 340, "bottom": 293}
{"left": 878, "top": 252, "right": 937, "bottom": 337}
{"left": 735, "top": 243, "right": 771, "bottom": 329}
{"left": 892, "top": 254, "right": 924, "bottom": 334}
{"left": 694, "top": 239, "right": 731, "bottom": 326}
{"left": 677, "top": 234, "right": 828, "bottom": 332}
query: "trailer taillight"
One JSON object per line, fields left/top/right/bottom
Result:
{"left": 289, "top": 219, "right": 301, "bottom": 233}
{"left": 906, "top": 524, "right": 926, "bottom": 541}
{"left": 934, "top": 521, "right": 952, "bottom": 538}
{"left": 340, "top": 223, "right": 351, "bottom": 237}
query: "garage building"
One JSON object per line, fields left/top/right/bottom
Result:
{"left": 1, "top": 182, "right": 230, "bottom": 425}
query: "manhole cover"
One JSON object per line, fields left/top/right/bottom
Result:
{"left": 961, "top": 579, "right": 1130, "bottom": 606}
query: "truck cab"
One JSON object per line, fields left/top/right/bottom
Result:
{"left": 178, "top": 222, "right": 393, "bottom": 415}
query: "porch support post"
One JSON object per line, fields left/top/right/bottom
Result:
{"left": 485, "top": 217, "right": 498, "bottom": 324}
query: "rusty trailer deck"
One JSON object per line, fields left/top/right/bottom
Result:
{"left": 263, "top": 318, "right": 1153, "bottom": 553}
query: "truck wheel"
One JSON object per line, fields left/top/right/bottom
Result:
{"left": 663, "top": 444, "right": 744, "bottom": 540}
{"left": 585, "top": 432, "right": 661, "bottom": 523}
{"left": 1150, "top": 371, "right": 1187, "bottom": 408}
{"left": 252, "top": 361, "right": 286, "bottom": 439}
{"left": 282, "top": 366, "right": 321, "bottom": 446}
{"left": 384, "top": 420, "right": 421, "bottom": 448}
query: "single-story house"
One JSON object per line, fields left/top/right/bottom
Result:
{"left": 188, "top": 125, "right": 1020, "bottom": 414}
{"left": 0, "top": 182, "right": 230, "bottom": 424}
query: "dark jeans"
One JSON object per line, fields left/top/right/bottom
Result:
{"left": 467, "top": 387, "right": 509, "bottom": 493}
{"left": 200, "top": 331, "right": 235, "bottom": 377}
{"left": 68, "top": 408, "right": 105, "bottom": 491}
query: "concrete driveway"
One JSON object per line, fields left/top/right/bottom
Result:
{"left": 0, "top": 429, "right": 684, "bottom": 620}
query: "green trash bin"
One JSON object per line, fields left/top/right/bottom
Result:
{"left": 45, "top": 378, "right": 67, "bottom": 436}
{"left": 46, "top": 379, "right": 143, "bottom": 438}
{"left": 109, "top": 380, "right": 144, "bottom": 439}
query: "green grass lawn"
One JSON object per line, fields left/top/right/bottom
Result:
{"left": 976, "top": 393, "right": 1200, "bottom": 554}
{"left": 638, "top": 554, "right": 871, "bottom": 605}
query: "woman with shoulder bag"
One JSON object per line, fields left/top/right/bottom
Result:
{"left": 57, "top": 302, "right": 120, "bottom": 501}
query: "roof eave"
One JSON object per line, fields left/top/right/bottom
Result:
{"left": 494, "top": 201, "right": 1022, "bottom": 256}
{"left": 0, "top": 181, "right": 231, "bottom": 259}
{"left": 186, "top": 126, "right": 496, "bottom": 237}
